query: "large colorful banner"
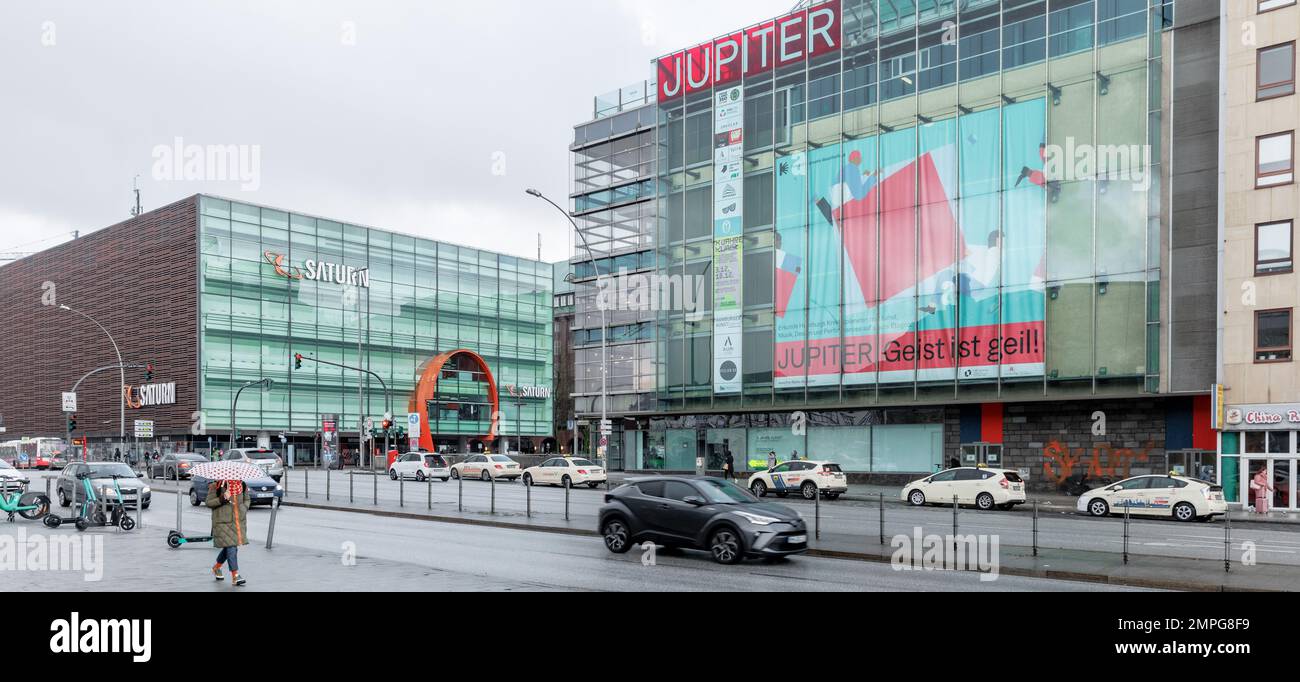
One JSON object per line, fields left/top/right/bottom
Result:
{"left": 775, "top": 99, "right": 1047, "bottom": 387}
{"left": 713, "top": 84, "right": 744, "bottom": 394}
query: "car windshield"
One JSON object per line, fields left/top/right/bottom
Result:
{"left": 570, "top": 459, "right": 596, "bottom": 467}
{"left": 88, "top": 464, "right": 137, "bottom": 478}
{"left": 696, "top": 479, "right": 759, "bottom": 505}
{"left": 0, "top": 460, "right": 12, "bottom": 470}
{"left": 180, "top": 455, "right": 206, "bottom": 462}
{"left": 248, "top": 451, "right": 276, "bottom": 459}
{"left": 423, "top": 456, "right": 446, "bottom": 466}
{"left": 490, "top": 456, "right": 512, "bottom": 462}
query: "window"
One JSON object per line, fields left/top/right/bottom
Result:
{"left": 1257, "top": 132, "right": 1295, "bottom": 187}
{"left": 662, "top": 481, "right": 699, "bottom": 502}
{"left": 930, "top": 470, "right": 960, "bottom": 482}
{"left": 1258, "top": 43, "right": 1295, "bottom": 100}
{"left": 1259, "top": 0, "right": 1296, "bottom": 11}
{"left": 635, "top": 480, "right": 665, "bottom": 498}
{"left": 1116, "top": 477, "right": 1153, "bottom": 490}
{"left": 1256, "top": 309, "right": 1293, "bottom": 363}
{"left": 1256, "top": 220, "right": 1293, "bottom": 275}
{"left": 954, "top": 469, "right": 984, "bottom": 481}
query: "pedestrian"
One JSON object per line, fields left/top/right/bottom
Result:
{"left": 206, "top": 479, "right": 250, "bottom": 587}
{"left": 948, "top": 457, "right": 960, "bottom": 470}
{"left": 767, "top": 450, "right": 777, "bottom": 470}
{"left": 114, "top": 448, "right": 122, "bottom": 462}
{"left": 791, "top": 449, "right": 800, "bottom": 462}
{"left": 723, "top": 449, "right": 735, "bottom": 481}
{"left": 1250, "top": 467, "right": 1274, "bottom": 515}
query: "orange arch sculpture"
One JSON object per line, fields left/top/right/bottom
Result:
{"left": 409, "top": 349, "right": 499, "bottom": 452}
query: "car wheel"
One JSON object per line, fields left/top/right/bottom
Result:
{"left": 450, "top": 469, "right": 460, "bottom": 480}
{"left": 523, "top": 473, "right": 533, "bottom": 487}
{"left": 190, "top": 489, "right": 201, "bottom": 507}
{"left": 750, "top": 480, "right": 768, "bottom": 498}
{"left": 976, "top": 493, "right": 995, "bottom": 511}
{"left": 480, "top": 470, "right": 492, "bottom": 482}
{"left": 1173, "top": 502, "right": 1197, "bottom": 523}
{"left": 416, "top": 471, "right": 427, "bottom": 482}
{"left": 1088, "top": 498, "right": 1110, "bottom": 517}
{"left": 709, "top": 527, "right": 743, "bottom": 565}
{"left": 58, "top": 489, "right": 70, "bottom": 508}
{"left": 602, "top": 518, "right": 631, "bottom": 554}
{"left": 908, "top": 489, "right": 926, "bottom": 507}
{"left": 801, "top": 481, "right": 818, "bottom": 501}
{"left": 389, "top": 469, "right": 398, "bottom": 481}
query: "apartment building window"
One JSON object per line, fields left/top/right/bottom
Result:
{"left": 1256, "top": 309, "right": 1293, "bottom": 363}
{"left": 1259, "top": 0, "right": 1296, "bottom": 12}
{"left": 1257, "top": 131, "right": 1295, "bottom": 187}
{"left": 1257, "top": 220, "right": 1295, "bottom": 275}
{"left": 1258, "top": 42, "right": 1296, "bottom": 100}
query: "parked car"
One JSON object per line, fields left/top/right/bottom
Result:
{"left": 747, "top": 460, "right": 847, "bottom": 500}
{"left": 148, "top": 453, "right": 208, "bottom": 480}
{"left": 599, "top": 476, "right": 808, "bottom": 565}
{"left": 189, "top": 475, "right": 284, "bottom": 508}
{"left": 450, "top": 454, "right": 522, "bottom": 481}
{"left": 56, "top": 462, "right": 152, "bottom": 510}
{"left": 522, "top": 457, "right": 607, "bottom": 488}
{"left": 47, "top": 453, "right": 70, "bottom": 470}
{"left": 901, "top": 467, "right": 1027, "bottom": 511}
{"left": 389, "top": 452, "right": 451, "bottom": 482}
{"left": 1077, "top": 474, "right": 1226, "bottom": 522}
{"left": 223, "top": 448, "right": 284, "bottom": 481}
{"left": 0, "top": 459, "right": 29, "bottom": 489}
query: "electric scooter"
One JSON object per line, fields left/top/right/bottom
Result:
{"left": 0, "top": 479, "right": 50, "bottom": 522}
{"left": 43, "top": 471, "right": 98, "bottom": 529}
{"left": 166, "top": 530, "right": 213, "bottom": 549}
{"left": 43, "top": 472, "right": 136, "bottom": 531}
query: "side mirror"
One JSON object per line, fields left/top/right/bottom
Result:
{"left": 683, "top": 496, "right": 705, "bottom": 507}
{"left": 1108, "top": 486, "right": 1122, "bottom": 492}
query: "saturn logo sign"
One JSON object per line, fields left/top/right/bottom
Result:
{"left": 264, "top": 252, "right": 304, "bottom": 280}
{"left": 123, "top": 383, "right": 177, "bottom": 409}
{"left": 264, "top": 251, "right": 370, "bottom": 288}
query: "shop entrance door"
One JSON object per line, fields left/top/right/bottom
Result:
{"left": 960, "top": 443, "right": 1004, "bottom": 468}
{"left": 1241, "top": 459, "right": 1298, "bottom": 511}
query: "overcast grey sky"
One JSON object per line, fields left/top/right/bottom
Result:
{"left": 0, "top": 0, "right": 793, "bottom": 263}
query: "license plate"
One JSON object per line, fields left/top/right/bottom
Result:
{"left": 788, "top": 535, "right": 807, "bottom": 544}
{"left": 1013, "top": 485, "right": 1022, "bottom": 491}
{"left": 256, "top": 493, "right": 273, "bottom": 499}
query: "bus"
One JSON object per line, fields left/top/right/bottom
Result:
{"left": 0, "top": 438, "right": 70, "bottom": 469}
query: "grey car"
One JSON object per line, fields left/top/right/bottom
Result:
{"left": 598, "top": 476, "right": 808, "bottom": 565}
{"left": 147, "top": 453, "right": 208, "bottom": 480}
{"left": 57, "top": 462, "right": 152, "bottom": 510}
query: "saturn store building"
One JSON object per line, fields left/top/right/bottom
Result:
{"left": 0, "top": 195, "right": 556, "bottom": 461}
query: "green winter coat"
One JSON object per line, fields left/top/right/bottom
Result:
{"left": 205, "top": 483, "right": 250, "bottom": 549}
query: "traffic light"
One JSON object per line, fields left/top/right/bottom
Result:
{"left": 294, "top": 353, "right": 303, "bottom": 370}
{"left": 144, "top": 363, "right": 154, "bottom": 382}
{"left": 67, "top": 414, "right": 77, "bottom": 432}
{"left": 381, "top": 419, "right": 393, "bottom": 432}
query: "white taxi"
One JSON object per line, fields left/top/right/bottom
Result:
{"left": 388, "top": 452, "right": 451, "bottom": 482}
{"left": 748, "top": 461, "right": 848, "bottom": 501}
{"left": 521, "top": 457, "right": 607, "bottom": 489}
{"left": 450, "top": 454, "right": 522, "bottom": 482}
{"left": 901, "top": 467, "right": 1027, "bottom": 511}
{"left": 1076, "top": 474, "right": 1227, "bottom": 522}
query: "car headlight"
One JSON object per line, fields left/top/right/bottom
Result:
{"left": 276, "top": 484, "right": 283, "bottom": 491}
{"left": 736, "top": 511, "right": 782, "bottom": 526}
{"left": 141, "top": 487, "right": 151, "bottom": 494}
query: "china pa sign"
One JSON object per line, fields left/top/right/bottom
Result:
{"left": 656, "top": 0, "right": 841, "bottom": 102}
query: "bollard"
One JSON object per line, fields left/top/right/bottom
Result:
{"left": 373, "top": 470, "right": 378, "bottom": 506}
{"left": 564, "top": 477, "right": 570, "bottom": 521}
{"left": 45, "top": 477, "right": 51, "bottom": 499}
{"left": 427, "top": 476, "right": 432, "bottom": 510}
{"left": 400, "top": 474, "right": 405, "bottom": 508}
{"left": 1224, "top": 511, "right": 1232, "bottom": 573}
{"left": 878, "top": 493, "right": 885, "bottom": 546}
{"left": 136, "top": 487, "right": 144, "bottom": 529}
{"left": 526, "top": 480, "right": 532, "bottom": 518}
{"left": 814, "top": 488, "right": 821, "bottom": 541}
{"left": 265, "top": 500, "right": 278, "bottom": 549}
{"left": 1032, "top": 499, "right": 1039, "bottom": 558}
{"left": 349, "top": 471, "right": 354, "bottom": 504}
{"left": 458, "top": 474, "right": 463, "bottom": 512}
{"left": 490, "top": 473, "right": 496, "bottom": 515}
{"left": 1123, "top": 503, "right": 1130, "bottom": 564}
{"left": 282, "top": 469, "right": 288, "bottom": 496}
{"left": 304, "top": 467, "right": 309, "bottom": 500}
{"left": 175, "top": 486, "right": 183, "bottom": 535}
{"left": 326, "top": 468, "right": 331, "bottom": 502}
{"left": 952, "top": 495, "right": 959, "bottom": 552}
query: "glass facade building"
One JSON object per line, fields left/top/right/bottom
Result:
{"left": 572, "top": 0, "right": 1216, "bottom": 481}
{"left": 198, "top": 196, "right": 555, "bottom": 454}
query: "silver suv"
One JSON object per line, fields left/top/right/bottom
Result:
{"left": 224, "top": 448, "right": 285, "bottom": 481}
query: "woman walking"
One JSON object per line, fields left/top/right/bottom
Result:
{"left": 207, "top": 480, "right": 250, "bottom": 587}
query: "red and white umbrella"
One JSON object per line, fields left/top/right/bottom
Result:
{"left": 189, "top": 461, "right": 266, "bottom": 482}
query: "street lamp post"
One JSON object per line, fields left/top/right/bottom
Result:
{"left": 58, "top": 304, "right": 125, "bottom": 443}
{"left": 526, "top": 189, "right": 608, "bottom": 461}
{"left": 231, "top": 378, "right": 274, "bottom": 450}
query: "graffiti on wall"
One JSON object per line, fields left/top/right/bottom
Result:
{"left": 1041, "top": 440, "right": 1159, "bottom": 486}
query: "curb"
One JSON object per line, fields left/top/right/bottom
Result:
{"left": 280, "top": 499, "right": 1279, "bottom": 592}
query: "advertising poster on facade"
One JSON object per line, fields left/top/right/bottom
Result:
{"left": 775, "top": 99, "right": 1047, "bottom": 388}
{"left": 713, "top": 84, "right": 745, "bottom": 394}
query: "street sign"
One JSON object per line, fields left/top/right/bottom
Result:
{"left": 599, "top": 436, "right": 609, "bottom": 447}
{"left": 365, "top": 417, "right": 374, "bottom": 432}
{"left": 62, "top": 392, "right": 77, "bottom": 413}
{"left": 407, "top": 412, "right": 421, "bottom": 437}
{"left": 133, "top": 420, "right": 154, "bottom": 438}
